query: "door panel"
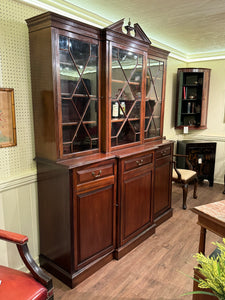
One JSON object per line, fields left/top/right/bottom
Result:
{"left": 75, "top": 185, "right": 115, "bottom": 268}
{"left": 154, "top": 157, "right": 171, "bottom": 217}
{"left": 122, "top": 170, "right": 152, "bottom": 244}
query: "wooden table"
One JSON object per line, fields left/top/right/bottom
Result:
{"left": 191, "top": 200, "right": 225, "bottom": 254}
{"left": 191, "top": 200, "right": 225, "bottom": 300}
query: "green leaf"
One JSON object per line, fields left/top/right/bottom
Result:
{"left": 217, "top": 261, "right": 221, "bottom": 276}
{"left": 181, "top": 291, "right": 217, "bottom": 297}
{"left": 178, "top": 270, "right": 201, "bottom": 284}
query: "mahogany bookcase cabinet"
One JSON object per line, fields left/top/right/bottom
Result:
{"left": 26, "top": 12, "right": 173, "bottom": 288}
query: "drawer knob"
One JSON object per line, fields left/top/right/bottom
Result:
{"left": 136, "top": 159, "right": 144, "bottom": 166}
{"left": 92, "top": 170, "right": 102, "bottom": 178}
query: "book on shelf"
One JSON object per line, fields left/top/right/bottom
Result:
{"left": 183, "top": 86, "right": 187, "bottom": 99}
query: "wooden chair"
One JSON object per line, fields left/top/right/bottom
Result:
{"left": 172, "top": 154, "right": 198, "bottom": 210}
{"left": 0, "top": 229, "right": 53, "bottom": 300}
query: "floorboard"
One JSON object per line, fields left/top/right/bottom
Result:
{"left": 51, "top": 182, "right": 225, "bottom": 300}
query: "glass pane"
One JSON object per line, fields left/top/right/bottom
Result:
{"left": 145, "top": 58, "right": 164, "bottom": 139}
{"left": 72, "top": 124, "right": 98, "bottom": 152}
{"left": 62, "top": 100, "right": 79, "bottom": 123}
{"left": 111, "top": 121, "right": 123, "bottom": 137}
{"left": 60, "top": 51, "right": 80, "bottom": 97}
{"left": 145, "top": 99, "right": 155, "bottom": 117}
{"left": 72, "top": 97, "right": 89, "bottom": 117}
{"left": 83, "top": 100, "right": 98, "bottom": 123}
{"left": 85, "top": 123, "right": 98, "bottom": 139}
{"left": 59, "top": 36, "right": 69, "bottom": 50}
{"left": 63, "top": 125, "right": 77, "bottom": 143}
{"left": 75, "top": 79, "right": 90, "bottom": 95}
{"left": 130, "top": 66, "right": 142, "bottom": 100}
{"left": 70, "top": 39, "right": 90, "bottom": 68}
{"left": 118, "top": 121, "right": 136, "bottom": 145}
{"left": 82, "top": 56, "right": 98, "bottom": 97}
{"left": 129, "top": 101, "right": 141, "bottom": 119}
{"left": 111, "top": 81, "right": 135, "bottom": 101}
{"left": 130, "top": 120, "right": 140, "bottom": 133}
{"left": 59, "top": 35, "right": 99, "bottom": 154}
{"left": 145, "top": 117, "right": 160, "bottom": 138}
{"left": 112, "top": 50, "right": 142, "bottom": 98}
{"left": 111, "top": 46, "right": 143, "bottom": 147}
{"left": 91, "top": 44, "right": 98, "bottom": 56}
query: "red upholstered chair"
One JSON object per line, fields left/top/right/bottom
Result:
{"left": 0, "top": 229, "right": 53, "bottom": 300}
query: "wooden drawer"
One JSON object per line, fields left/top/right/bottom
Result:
{"left": 124, "top": 153, "right": 153, "bottom": 172}
{"left": 156, "top": 146, "right": 171, "bottom": 159}
{"left": 76, "top": 162, "right": 114, "bottom": 185}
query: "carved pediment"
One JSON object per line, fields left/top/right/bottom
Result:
{"left": 106, "top": 19, "right": 125, "bottom": 34}
{"left": 134, "top": 23, "right": 151, "bottom": 44}
{"left": 106, "top": 19, "right": 151, "bottom": 44}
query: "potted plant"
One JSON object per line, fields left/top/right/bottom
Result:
{"left": 183, "top": 239, "right": 225, "bottom": 299}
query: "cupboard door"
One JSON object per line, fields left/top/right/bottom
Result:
{"left": 120, "top": 165, "right": 153, "bottom": 246}
{"left": 154, "top": 155, "right": 172, "bottom": 218}
{"left": 58, "top": 34, "right": 99, "bottom": 156}
{"left": 75, "top": 184, "right": 116, "bottom": 269}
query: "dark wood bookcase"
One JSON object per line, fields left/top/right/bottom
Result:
{"left": 26, "top": 12, "right": 173, "bottom": 288}
{"left": 175, "top": 68, "right": 211, "bottom": 129}
{"left": 177, "top": 140, "right": 216, "bottom": 186}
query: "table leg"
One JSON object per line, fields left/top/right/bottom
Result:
{"left": 199, "top": 227, "right": 206, "bottom": 254}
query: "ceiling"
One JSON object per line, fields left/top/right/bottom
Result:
{"left": 22, "top": 0, "right": 225, "bottom": 60}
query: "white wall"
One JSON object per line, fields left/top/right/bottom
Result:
{"left": 0, "top": 0, "right": 43, "bottom": 268}
{"left": 164, "top": 57, "right": 225, "bottom": 184}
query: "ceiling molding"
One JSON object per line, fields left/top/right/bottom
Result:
{"left": 17, "top": 0, "right": 225, "bottom": 63}
{"left": 18, "top": 0, "right": 111, "bottom": 27}
{"left": 187, "top": 52, "right": 225, "bottom": 62}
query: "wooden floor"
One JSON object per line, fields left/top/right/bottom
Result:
{"left": 52, "top": 182, "right": 225, "bottom": 300}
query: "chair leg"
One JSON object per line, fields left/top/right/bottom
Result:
{"left": 223, "top": 174, "right": 225, "bottom": 194}
{"left": 193, "top": 178, "right": 198, "bottom": 199}
{"left": 182, "top": 183, "right": 188, "bottom": 210}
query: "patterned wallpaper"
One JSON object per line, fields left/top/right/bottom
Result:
{"left": 0, "top": 0, "right": 43, "bottom": 181}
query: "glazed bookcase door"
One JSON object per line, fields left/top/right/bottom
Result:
{"left": 58, "top": 34, "right": 99, "bottom": 156}
{"left": 110, "top": 46, "right": 143, "bottom": 148}
{"left": 145, "top": 58, "right": 164, "bottom": 139}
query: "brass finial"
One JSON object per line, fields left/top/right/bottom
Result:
{"left": 125, "top": 18, "right": 134, "bottom": 36}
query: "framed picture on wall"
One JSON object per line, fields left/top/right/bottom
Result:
{"left": 0, "top": 88, "right": 17, "bottom": 147}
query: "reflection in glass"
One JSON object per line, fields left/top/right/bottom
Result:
{"left": 63, "top": 125, "right": 77, "bottom": 143}
{"left": 59, "top": 36, "right": 68, "bottom": 50}
{"left": 145, "top": 58, "right": 164, "bottom": 139}
{"left": 59, "top": 35, "right": 98, "bottom": 154}
{"left": 111, "top": 46, "right": 142, "bottom": 147}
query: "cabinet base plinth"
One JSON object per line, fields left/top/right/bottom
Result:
{"left": 154, "top": 208, "right": 173, "bottom": 227}
{"left": 40, "top": 252, "right": 114, "bottom": 288}
{"left": 114, "top": 225, "right": 156, "bottom": 260}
